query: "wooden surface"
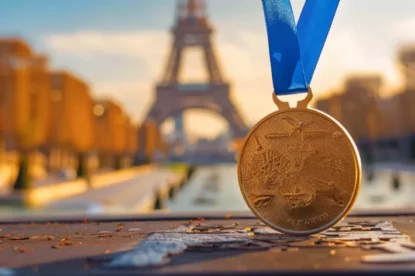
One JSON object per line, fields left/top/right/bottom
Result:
{"left": 0, "top": 212, "right": 414, "bottom": 275}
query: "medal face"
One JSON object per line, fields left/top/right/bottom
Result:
{"left": 238, "top": 106, "right": 361, "bottom": 235}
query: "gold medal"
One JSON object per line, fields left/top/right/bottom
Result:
{"left": 237, "top": 88, "right": 361, "bottom": 235}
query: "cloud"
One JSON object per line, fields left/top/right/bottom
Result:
{"left": 390, "top": 17, "right": 415, "bottom": 43}
{"left": 46, "top": 30, "right": 169, "bottom": 58}
{"left": 45, "top": 30, "right": 172, "bottom": 121}
{"left": 45, "top": 30, "right": 170, "bottom": 76}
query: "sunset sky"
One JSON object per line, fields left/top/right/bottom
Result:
{"left": 1, "top": 0, "right": 414, "bottom": 138}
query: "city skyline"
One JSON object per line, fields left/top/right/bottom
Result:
{"left": 1, "top": 0, "right": 414, "bottom": 138}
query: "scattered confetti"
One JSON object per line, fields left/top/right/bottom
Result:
{"left": 361, "top": 253, "right": 415, "bottom": 264}
{"left": 98, "top": 231, "right": 113, "bottom": 238}
{"left": 116, "top": 224, "right": 124, "bottom": 232}
{"left": 30, "top": 236, "right": 55, "bottom": 241}
{"left": 14, "top": 247, "right": 34, "bottom": 253}
{"left": 105, "top": 220, "right": 415, "bottom": 268}
{"left": 10, "top": 236, "right": 30, "bottom": 241}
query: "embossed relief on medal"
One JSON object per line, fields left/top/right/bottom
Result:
{"left": 239, "top": 109, "right": 359, "bottom": 233}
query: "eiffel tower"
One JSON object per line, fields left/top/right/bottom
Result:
{"left": 145, "top": 0, "right": 248, "bottom": 139}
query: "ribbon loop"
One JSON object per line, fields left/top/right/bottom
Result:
{"left": 262, "top": 0, "right": 340, "bottom": 95}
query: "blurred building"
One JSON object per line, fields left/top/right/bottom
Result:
{"left": 315, "top": 46, "right": 415, "bottom": 163}
{"left": 0, "top": 38, "right": 51, "bottom": 152}
{"left": 316, "top": 75, "right": 382, "bottom": 142}
{"left": 0, "top": 37, "right": 157, "bottom": 176}
{"left": 135, "top": 119, "right": 168, "bottom": 163}
{"left": 375, "top": 47, "right": 415, "bottom": 161}
{"left": 397, "top": 48, "right": 415, "bottom": 135}
{"left": 399, "top": 47, "right": 415, "bottom": 91}
{"left": 316, "top": 75, "right": 387, "bottom": 162}
{"left": 136, "top": 120, "right": 158, "bottom": 163}
{"left": 124, "top": 117, "right": 138, "bottom": 166}
{"left": 315, "top": 93, "right": 343, "bottom": 125}
{"left": 93, "top": 99, "right": 129, "bottom": 168}
{"left": 48, "top": 71, "right": 94, "bottom": 170}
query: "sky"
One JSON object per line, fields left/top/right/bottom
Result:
{"left": 1, "top": 0, "right": 414, "bottom": 138}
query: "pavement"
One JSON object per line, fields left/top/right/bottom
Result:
{"left": 0, "top": 168, "right": 116, "bottom": 195}
{"left": 355, "top": 168, "right": 415, "bottom": 210}
{"left": 0, "top": 165, "right": 187, "bottom": 220}
{"left": 167, "top": 164, "right": 249, "bottom": 212}
{"left": 46, "top": 168, "right": 184, "bottom": 216}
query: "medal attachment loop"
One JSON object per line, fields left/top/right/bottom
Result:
{"left": 272, "top": 86, "right": 313, "bottom": 110}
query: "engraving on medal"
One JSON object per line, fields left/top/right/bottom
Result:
{"left": 281, "top": 117, "right": 315, "bottom": 137}
{"left": 265, "top": 132, "right": 290, "bottom": 139}
{"left": 238, "top": 107, "right": 361, "bottom": 236}
{"left": 320, "top": 158, "right": 344, "bottom": 173}
{"left": 283, "top": 187, "right": 315, "bottom": 209}
{"left": 252, "top": 195, "right": 274, "bottom": 208}
{"left": 302, "top": 130, "right": 331, "bottom": 140}
{"left": 253, "top": 135, "right": 262, "bottom": 151}
{"left": 287, "top": 213, "right": 329, "bottom": 226}
{"left": 258, "top": 150, "right": 290, "bottom": 190}
{"left": 265, "top": 116, "right": 330, "bottom": 141}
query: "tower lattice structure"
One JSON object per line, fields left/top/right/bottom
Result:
{"left": 144, "top": 0, "right": 248, "bottom": 139}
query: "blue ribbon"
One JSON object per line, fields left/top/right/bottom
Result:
{"left": 262, "top": 0, "right": 339, "bottom": 95}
